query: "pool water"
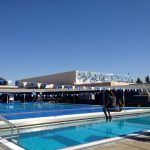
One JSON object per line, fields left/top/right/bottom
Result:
{"left": 18, "top": 114, "right": 150, "bottom": 150}
{"left": 0, "top": 102, "right": 101, "bottom": 120}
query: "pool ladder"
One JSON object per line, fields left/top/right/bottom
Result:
{"left": 0, "top": 116, "right": 20, "bottom": 144}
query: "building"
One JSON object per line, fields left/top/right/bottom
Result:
{"left": 17, "top": 70, "right": 131, "bottom": 88}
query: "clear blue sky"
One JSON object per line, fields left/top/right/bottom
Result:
{"left": 0, "top": 0, "right": 150, "bottom": 83}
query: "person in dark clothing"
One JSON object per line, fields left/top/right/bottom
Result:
{"left": 103, "top": 91, "right": 116, "bottom": 121}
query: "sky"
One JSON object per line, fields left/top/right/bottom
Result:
{"left": 0, "top": 0, "right": 150, "bottom": 84}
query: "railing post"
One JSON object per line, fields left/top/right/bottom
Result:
{"left": 103, "top": 90, "right": 105, "bottom": 105}
{"left": 11, "top": 126, "right": 13, "bottom": 142}
{"left": 7, "top": 93, "right": 9, "bottom": 103}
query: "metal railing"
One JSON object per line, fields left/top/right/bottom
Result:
{"left": 0, "top": 116, "right": 20, "bottom": 144}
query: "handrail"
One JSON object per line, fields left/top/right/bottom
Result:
{"left": 0, "top": 116, "right": 19, "bottom": 143}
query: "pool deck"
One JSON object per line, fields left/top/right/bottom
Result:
{"left": 87, "top": 130, "right": 150, "bottom": 150}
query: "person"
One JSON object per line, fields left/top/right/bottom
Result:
{"left": 103, "top": 91, "right": 116, "bottom": 121}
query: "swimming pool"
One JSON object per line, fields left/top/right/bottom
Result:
{"left": 0, "top": 102, "right": 101, "bottom": 120}
{"left": 0, "top": 102, "right": 148, "bottom": 120}
{"left": 14, "top": 113, "right": 150, "bottom": 150}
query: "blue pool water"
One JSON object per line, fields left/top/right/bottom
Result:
{"left": 0, "top": 102, "right": 101, "bottom": 120}
{"left": 18, "top": 114, "right": 150, "bottom": 150}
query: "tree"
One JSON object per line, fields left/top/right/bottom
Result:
{"left": 136, "top": 77, "right": 143, "bottom": 84}
{"left": 130, "top": 79, "right": 134, "bottom": 83}
{"left": 0, "top": 77, "right": 8, "bottom": 85}
{"left": 145, "top": 76, "right": 150, "bottom": 84}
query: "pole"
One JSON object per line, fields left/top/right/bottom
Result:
{"left": 7, "top": 93, "right": 9, "bottom": 103}
{"left": 24, "top": 94, "right": 26, "bottom": 103}
{"left": 103, "top": 90, "right": 105, "bottom": 105}
{"left": 73, "top": 92, "right": 75, "bottom": 104}
{"left": 123, "top": 89, "right": 125, "bottom": 106}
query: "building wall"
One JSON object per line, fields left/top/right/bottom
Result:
{"left": 19, "top": 70, "right": 76, "bottom": 85}
{"left": 18, "top": 70, "right": 130, "bottom": 87}
{"left": 76, "top": 70, "right": 130, "bottom": 84}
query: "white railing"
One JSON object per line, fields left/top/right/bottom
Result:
{"left": 0, "top": 116, "right": 19, "bottom": 144}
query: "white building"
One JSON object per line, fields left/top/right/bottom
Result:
{"left": 17, "top": 70, "right": 131, "bottom": 88}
